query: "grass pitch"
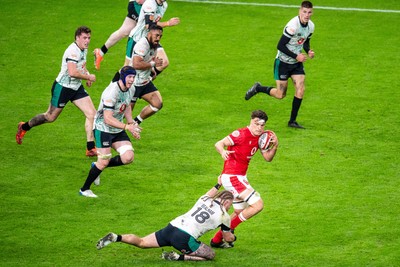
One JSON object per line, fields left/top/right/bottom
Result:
{"left": 1, "top": 0, "right": 400, "bottom": 266}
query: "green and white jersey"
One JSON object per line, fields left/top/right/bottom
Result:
{"left": 55, "top": 42, "right": 87, "bottom": 90}
{"left": 277, "top": 16, "right": 315, "bottom": 64}
{"left": 129, "top": 0, "right": 167, "bottom": 43}
{"left": 170, "top": 195, "right": 231, "bottom": 239}
{"left": 133, "top": 37, "right": 157, "bottom": 86}
{"left": 94, "top": 82, "right": 136, "bottom": 134}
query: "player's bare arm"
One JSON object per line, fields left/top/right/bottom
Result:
{"left": 132, "top": 55, "right": 163, "bottom": 70}
{"left": 215, "top": 137, "right": 234, "bottom": 160}
{"left": 158, "top": 17, "right": 180, "bottom": 28}
{"left": 67, "top": 61, "right": 96, "bottom": 82}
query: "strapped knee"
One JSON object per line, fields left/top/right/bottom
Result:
{"left": 245, "top": 190, "right": 261, "bottom": 205}
{"left": 98, "top": 152, "right": 112, "bottom": 160}
{"left": 150, "top": 104, "right": 162, "bottom": 112}
{"left": 116, "top": 145, "right": 134, "bottom": 155}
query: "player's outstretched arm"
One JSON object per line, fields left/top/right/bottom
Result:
{"left": 205, "top": 183, "right": 222, "bottom": 198}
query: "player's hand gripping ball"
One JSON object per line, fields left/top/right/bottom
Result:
{"left": 258, "top": 130, "right": 275, "bottom": 151}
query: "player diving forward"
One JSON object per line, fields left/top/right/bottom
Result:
{"left": 97, "top": 186, "right": 235, "bottom": 261}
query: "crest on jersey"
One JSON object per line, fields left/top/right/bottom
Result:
{"left": 232, "top": 130, "right": 240, "bottom": 137}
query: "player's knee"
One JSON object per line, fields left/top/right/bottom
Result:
{"left": 150, "top": 103, "right": 162, "bottom": 112}
{"left": 121, "top": 151, "right": 134, "bottom": 164}
{"left": 276, "top": 92, "right": 286, "bottom": 99}
{"left": 254, "top": 198, "right": 264, "bottom": 212}
{"left": 119, "top": 29, "right": 130, "bottom": 38}
{"left": 247, "top": 191, "right": 263, "bottom": 211}
{"left": 88, "top": 109, "right": 96, "bottom": 119}
{"left": 44, "top": 113, "right": 57, "bottom": 123}
{"left": 251, "top": 198, "right": 264, "bottom": 213}
{"left": 200, "top": 245, "right": 215, "bottom": 260}
{"left": 136, "top": 238, "right": 147, "bottom": 248}
{"left": 117, "top": 145, "right": 134, "bottom": 164}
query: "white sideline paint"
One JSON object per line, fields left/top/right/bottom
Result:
{"left": 171, "top": 0, "right": 400, "bottom": 14}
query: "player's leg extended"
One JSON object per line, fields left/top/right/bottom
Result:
{"left": 97, "top": 232, "right": 160, "bottom": 250}
{"left": 105, "top": 17, "right": 137, "bottom": 50}
{"left": 135, "top": 91, "right": 163, "bottom": 123}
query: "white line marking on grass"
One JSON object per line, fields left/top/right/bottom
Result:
{"left": 171, "top": 0, "right": 400, "bottom": 13}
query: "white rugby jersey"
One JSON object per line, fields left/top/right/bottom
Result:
{"left": 276, "top": 16, "right": 315, "bottom": 64}
{"left": 55, "top": 42, "right": 87, "bottom": 90}
{"left": 94, "top": 81, "right": 136, "bottom": 133}
{"left": 170, "top": 195, "right": 231, "bottom": 239}
{"left": 129, "top": 0, "right": 167, "bottom": 42}
{"left": 132, "top": 37, "right": 157, "bottom": 86}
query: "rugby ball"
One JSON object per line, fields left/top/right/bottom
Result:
{"left": 258, "top": 130, "right": 274, "bottom": 151}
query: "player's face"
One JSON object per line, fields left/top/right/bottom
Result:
{"left": 156, "top": 0, "right": 166, "bottom": 6}
{"left": 149, "top": 30, "right": 163, "bottom": 47}
{"left": 299, "top": 7, "right": 313, "bottom": 24}
{"left": 76, "top": 33, "right": 91, "bottom": 50}
{"left": 249, "top": 118, "right": 266, "bottom": 136}
{"left": 125, "top": 74, "right": 135, "bottom": 88}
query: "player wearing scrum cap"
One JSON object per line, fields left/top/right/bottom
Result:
{"left": 79, "top": 66, "right": 142, "bottom": 198}
{"left": 210, "top": 110, "right": 279, "bottom": 248}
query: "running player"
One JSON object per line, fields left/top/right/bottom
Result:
{"left": 16, "top": 26, "right": 98, "bottom": 157}
{"left": 245, "top": 1, "right": 315, "bottom": 129}
{"left": 125, "top": 0, "right": 180, "bottom": 74}
{"left": 129, "top": 24, "right": 164, "bottom": 125}
{"left": 210, "top": 110, "right": 279, "bottom": 248}
{"left": 79, "top": 66, "right": 141, "bottom": 198}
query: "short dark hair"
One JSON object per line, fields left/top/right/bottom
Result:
{"left": 148, "top": 24, "right": 163, "bottom": 32}
{"left": 251, "top": 110, "right": 268, "bottom": 122}
{"left": 301, "top": 1, "right": 313, "bottom": 8}
{"left": 75, "top": 26, "right": 91, "bottom": 38}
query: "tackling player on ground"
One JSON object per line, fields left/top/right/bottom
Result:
{"left": 210, "top": 110, "right": 279, "bottom": 248}
{"left": 96, "top": 186, "right": 235, "bottom": 261}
